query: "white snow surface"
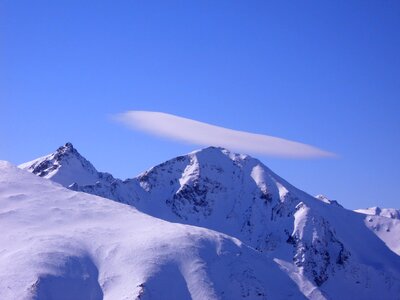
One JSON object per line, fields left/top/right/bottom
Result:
{"left": 15, "top": 144, "right": 400, "bottom": 299}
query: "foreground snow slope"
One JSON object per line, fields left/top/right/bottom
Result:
{"left": 1, "top": 161, "right": 307, "bottom": 300}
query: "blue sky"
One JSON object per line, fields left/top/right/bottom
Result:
{"left": 1, "top": 1, "right": 399, "bottom": 209}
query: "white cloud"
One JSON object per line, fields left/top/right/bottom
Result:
{"left": 115, "top": 111, "right": 336, "bottom": 158}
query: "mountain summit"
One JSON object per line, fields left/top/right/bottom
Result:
{"left": 19, "top": 142, "right": 115, "bottom": 187}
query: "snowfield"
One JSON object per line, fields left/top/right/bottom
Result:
{"left": 3, "top": 143, "right": 400, "bottom": 299}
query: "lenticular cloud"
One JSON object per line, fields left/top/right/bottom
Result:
{"left": 115, "top": 111, "right": 335, "bottom": 158}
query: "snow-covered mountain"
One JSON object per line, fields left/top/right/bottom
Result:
{"left": 17, "top": 143, "right": 400, "bottom": 299}
{"left": 2, "top": 161, "right": 306, "bottom": 300}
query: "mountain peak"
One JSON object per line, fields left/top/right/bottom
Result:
{"left": 190, "top": 146, "right": 255, "bottom": 169}
{"left": 58, "top": 142, "right": 74, "bottom": 151}
{"left": 53, "top": 142, "right": 79, "bottom": 159}
{"left": 193, "top": 145, "right": 249, "bottom": 157}
{"left": 201, "top": 145, "right": 225, "bottom": 151}
{"left": 19, "top": 143, "right": 101, "bottom": 187}
{"left": 190, "top": 146, "right": 230, "bottom": 157}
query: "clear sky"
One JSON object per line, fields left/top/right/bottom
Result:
{"left": 1, "top": 1, "right": 399, "bottom": 210}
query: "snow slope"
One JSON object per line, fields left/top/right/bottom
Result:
{"left": 19, "top": 144, "right": 400, "bottom": 299}
{"left": 1, "top": 161, "right": 308, "bottom": 300}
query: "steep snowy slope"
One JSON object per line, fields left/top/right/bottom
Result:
{"left": 1, "top": 161, "right": 308, "bottom": 300}
{"left": 355, "top": 207, "right": 400, "bottom": 255}
{"left": 20, "top": 144, "right": 400, "bottom": 299}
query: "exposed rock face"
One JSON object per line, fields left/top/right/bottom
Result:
{"left": 289, "top": 202, "right": 350, "bottom": 286}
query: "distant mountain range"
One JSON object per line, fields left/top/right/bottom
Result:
{"left": 1, "top": 142, "right": 398, "bottom": 299}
